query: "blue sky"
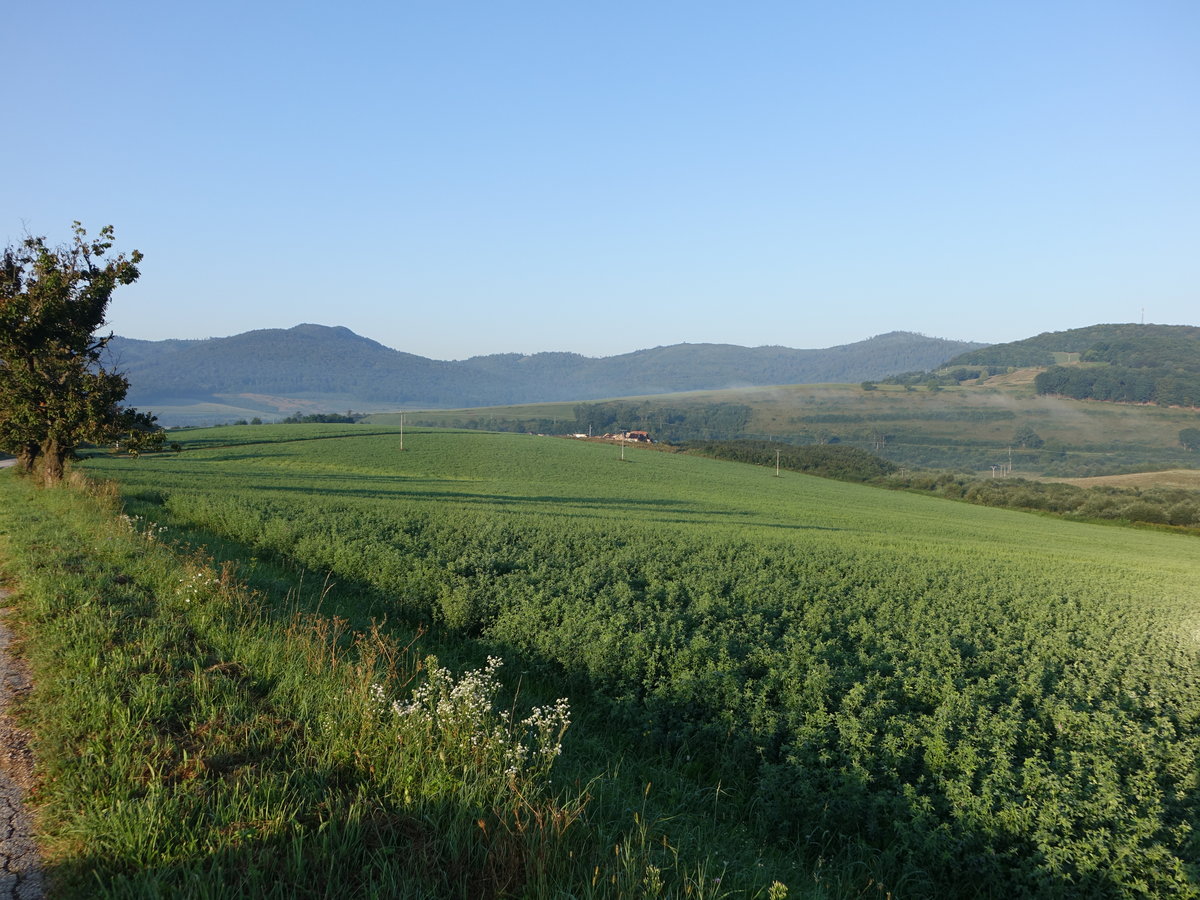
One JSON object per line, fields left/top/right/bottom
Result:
{"left": 5, "top": 1, "right": 1197, "bottom": 359}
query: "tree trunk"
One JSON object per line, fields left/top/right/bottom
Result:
{"left": 39, "top": 439, "right": 66, "bottom": 486}
{"left": 14, "top": 443, "right": 40, "bottom": 475}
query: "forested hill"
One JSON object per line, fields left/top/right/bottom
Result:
{"left": 947, "top": 323, "right": 1200, "bottom": 406}
{"left": 946, "top": 323, "right": 1200, "bottom": 368}
{"left": 108, "top": 325, "right": 984, "bottom": 410}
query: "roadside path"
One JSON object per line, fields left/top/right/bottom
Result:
{"left": 0, "top": 590, "right": 42, "bottom": 899}
{"left": 0, "top": 462, "right": 15, "bottom": 470}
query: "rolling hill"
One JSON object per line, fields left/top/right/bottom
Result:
{"left": 946, "top": 323, "right": 1200, "bottom": 406}
{"left": 945, "top": 322, "right": 1200, "bottom": 368}
{"left": 107, "top": 325, "right": 985, "bottom": 424}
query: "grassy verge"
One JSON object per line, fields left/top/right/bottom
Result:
{"left": 0, "top": 471, "right": 770, "bottom": 898}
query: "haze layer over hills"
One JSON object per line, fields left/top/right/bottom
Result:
{"left": 109, "top": 325, "right": 984, "bottom": 423}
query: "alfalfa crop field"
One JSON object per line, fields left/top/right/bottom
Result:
{"left": 4, "top": 424, "right": 1199, "bottom": 897}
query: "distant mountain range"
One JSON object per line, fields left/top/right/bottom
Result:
{"left": 107, "top": 325, "right": 986, "bottom": 423}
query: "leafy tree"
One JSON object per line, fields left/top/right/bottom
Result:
{"left": 117, "top": 409, "right": 171, "bottom": 458}
{"left": 1180, "top": 427, "right": 1200, "bottom": 452}
{"left": 1012, "top": 425, "right": 1044, "bottom": 449}
{"left": 0, "top": 223, "right": 151, "bottom": 484}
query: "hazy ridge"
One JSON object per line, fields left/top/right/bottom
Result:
{"left": 109, "top": 325, "right": 985, "bottom": 419}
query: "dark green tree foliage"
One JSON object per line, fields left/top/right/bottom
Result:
{"left": 879, "top": 367, "right": 1003, "bottom": 389}
{"left": 1012, "top": 425, "right": 1044, "bottom": 449}
{"left": 951, "top": 345, "right": 1057, "bottom": 367}
{"left": 952, "top": 324, "right": 1200, "bottom": 407}
{"left": 0, "top": 224, "right": 155, "bottom": 483}
{"left": 1035, "top": 365, "right": 1200, "bottom": 406}
{"left": 947, "top": 323, "right": 1200, "bottom": 369}
{"left": 685, "top": 440, "right": 898, "bottom": 481}
{"left": 1181, "top": 428, "right": 1200, "bottom": 452}
{"left": 945, "top": 366, "right": 983, "bottom": 382}
{"left": 881, "top": 471, "right": 1200, "bottom": 530}
{"left": 572, "top": 402, "right": 753, "bottom": 441}
{"left": 1081, "top": 332, "right": 1200, "bottom": 370}
{"left": 280, "top": 412, "right": 361, "bottom": 424}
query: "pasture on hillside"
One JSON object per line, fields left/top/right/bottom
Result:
{"left": 80, "top": 426, "right": 1200, "bottom": 897}
{"left": 373, "top": 377, "right": 1200, "bottom": 476}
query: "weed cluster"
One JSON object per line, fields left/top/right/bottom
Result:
{"left": 383, "top": 655, "right": 569, "bottom": 783}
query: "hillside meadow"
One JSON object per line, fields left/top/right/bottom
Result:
{"left": 370, "top": 375, "right": 1200, "bottom": 477}
{"left": 3, "top": 424, "right": 1197, "bottom": 896}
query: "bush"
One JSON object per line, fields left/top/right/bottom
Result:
{"left": 1167, "top": 501, "right": 1200, "bottom": 527}
{"left": 1118, "top": 501, "right": 1169, "bottom": 524}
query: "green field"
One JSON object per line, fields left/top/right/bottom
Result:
{"left": 144, "top": 394, "right": 404, "bottom": 428}
{"left": 56, "top": 425, "right": 1200, "bottom": 896}
{"left": 368, "top": 375, "right": 1200, "bottom": 477}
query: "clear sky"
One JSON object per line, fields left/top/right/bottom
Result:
{"left": 5, "top": 1, "right": 1197, "bottom": 359}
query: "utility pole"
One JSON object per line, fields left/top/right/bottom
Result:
{"left": 399, "top": 412, "right": 405, "bottom": 451}
{"left": 775, "top": 448, "right": 781, "bottom": 477}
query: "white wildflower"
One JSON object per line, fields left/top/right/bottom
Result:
{"left": 375, "top": 654, "right": 571, "bottom": 785}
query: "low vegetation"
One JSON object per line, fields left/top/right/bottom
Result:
{"left": 0, "top": 472, "right": 741, "bottom": 898}
{"left": 52, "top": 425, "right": 1200, "bottom": 897}
{"left": 682, "top": 440, "right": 896, "bottom": 482}
{"left": 885, "top": 470, "right": 1200, "bottom": 529}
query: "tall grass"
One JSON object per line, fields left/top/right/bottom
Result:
{"left": 0, "top": 471, "right": 758, "bottom": 898}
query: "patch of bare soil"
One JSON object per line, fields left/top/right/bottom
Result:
{"left": 1043, "top": 469, "right": 1200, "bottom": 491}
{"left": 980, "top": 367, "right": 1044, "bottom": 387}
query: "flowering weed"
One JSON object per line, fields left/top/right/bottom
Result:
{"left": 384, "top": 655, "right": 569, "bottom": 785}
